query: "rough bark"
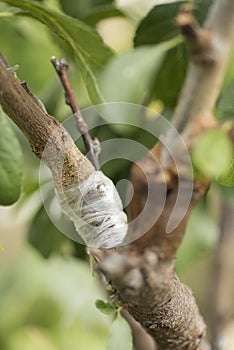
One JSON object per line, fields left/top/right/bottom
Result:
{"left": 0, "top": 62, "right": 94, "bottom": 194}
{"left": 99, "top": 1, "right": 234, "bottom": 349}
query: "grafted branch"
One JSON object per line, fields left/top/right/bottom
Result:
{"left": 0, "top": 0, "right": 234, "bottom": 349}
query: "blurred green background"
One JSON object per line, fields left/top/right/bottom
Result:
{"left": 0, "top": 0, "right": 234, "bottom": 349}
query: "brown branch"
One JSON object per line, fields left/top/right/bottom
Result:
{"left": 98, "top": 0, "right": 234, "bottom": 349}
{"left": 210, "top": 200, "right": 234, "bottom": 350}
{"left": 0, "top": 60, "right": 94, "bottom": 187}
{"left": 99, "top": 245, "right": 210, "bottom": 349}
{"left": 50, "top": 56, "right": 100, "bottom": 170}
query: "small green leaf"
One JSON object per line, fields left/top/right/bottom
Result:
{"left": 106, "top": 284, "right": 114, "bottom": 292}
{"left": 95, "top": 299, "right": 117, "bottom": 315}
{"left": 216, "top": 79, "right": 234, "bottom": 120}
{"left": 216, "top": 158, "right": 234, "bottom": 186}
{"left": 107, "top": 312, "right": 133, "bottom": 350}
{"left": 0, "top": 0, "right": 113, "bottom": 104}
{"left": 7, "top": 64, "right": 19, "bottom": 73}
{"left": 0, "top": 111, "right": 23, "bottom": 205}
{"left": 192, "top": 129, "right": 233, "bottom": 178}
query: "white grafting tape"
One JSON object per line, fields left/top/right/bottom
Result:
{"left": 54, "top": 171, "right": 128, "bottom": 249}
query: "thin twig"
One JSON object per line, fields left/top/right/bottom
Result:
{"left": 51, "top": 56, "right": 100, "bottom": 170}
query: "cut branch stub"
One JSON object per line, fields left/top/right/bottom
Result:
{"left": 175, "top": 4, "right": 214, "bottom": 64}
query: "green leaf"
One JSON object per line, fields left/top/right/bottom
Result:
{"left": 192, "top": 129, "right": 233, "bottom": 178}
{"left": 100, "top": 39, "right": 179, "bottom": 103}
{"left": 152, "top": 43, "right": 188, "bottom": 108}
{"left": 7, "top": 64, "right": 19, "bottom": 73}
{"left": 106, "top": 284, "right": 114, "bottom": 292}
{"left": 216, "top": 79, "right": 234, "bottom": 121}
{"left": 107, "top": 312, "right": 133, "bottom": 350}
{"left": 28, "top": 205, "right": 66, "bottom": 258}
{"left": 0, "top": 111, "right": 23, "bottom": 205}
{"left": 95, "top": 299, "right": 117, "bottom": 315}
{"left": 134, "top": 1, "right": 186, "bottom": 47}
{"left": 216, "top": 158, "right": 234, "bottom": 186}
{"left": 0, "top": 0, "right": 113, "bottom": 104}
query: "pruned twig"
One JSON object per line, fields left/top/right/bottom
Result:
{"left": 51, "top": 56, "right": 100, "bottom": 170}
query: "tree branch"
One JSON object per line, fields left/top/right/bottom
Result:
{"left": 50, "top": 56, "right": 100, "bottom": 170}
{"left": 98, "top": 0, "right": 234, "bottom": 349}
{"left": 0, "top": 60, "right": 94, "bottom": 187}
